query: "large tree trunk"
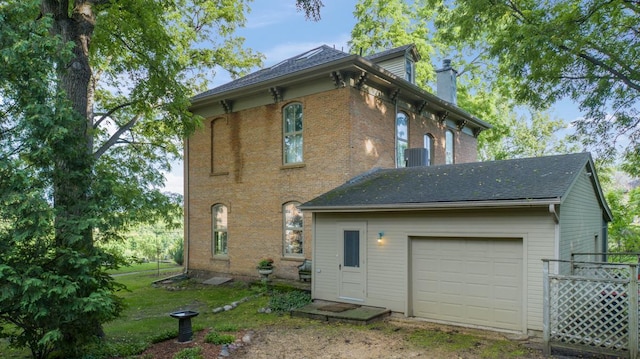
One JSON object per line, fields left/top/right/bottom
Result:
{"left": 40, "top": 1, "right": 95, "bottom": 245}
{"left": 40, "top": 0, "right": 104, "bottom": 343}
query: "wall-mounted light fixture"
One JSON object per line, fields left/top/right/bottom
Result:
{"left": 378, "top": 232, "right": 384, "bottom": 244}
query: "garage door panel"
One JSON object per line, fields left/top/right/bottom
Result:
{"left": 411, "top": 238, "right": 523, "bottom": 331}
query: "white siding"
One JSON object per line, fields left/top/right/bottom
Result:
{"left": 559, "top": 168, "right": 605, "bottom": 266}
{"left": 312, "top": 208, "right": 555, "bottom": 333}
{"left": 376, "top": 58, "right": 405, "bottom": 79}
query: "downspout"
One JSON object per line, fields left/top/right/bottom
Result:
{"left": 549, "top": 203, "right": 560, "bottom": 273}
{"left": 183, "top": 137, "right": 190, "bottom": 274}
{"left": 394, "top": 100, "right": 398, "bottom": 167}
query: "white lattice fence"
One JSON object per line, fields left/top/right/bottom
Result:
{"left": 543, "top": 260, "right": 639, "bottom": 359}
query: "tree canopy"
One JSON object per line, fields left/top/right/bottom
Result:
{"left": 349, "top": 0, "right": 578, "bottom": 161}
{"left": 0, "top": 0, "right": 321, "bottom": 357}
{"left": 434, "top": 0, "right": 640, "bottom": 169}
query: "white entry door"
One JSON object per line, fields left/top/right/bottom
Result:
{"left": 338, "top": 223, "right": 365, "bottom": 301}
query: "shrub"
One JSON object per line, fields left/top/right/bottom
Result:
{"left": 172, "top": 347, "right": 203, "bottom": 359}
{"left": 268, "top": 290, "right": 311, "bottom": 313}
{"left": 204, "top": 331, "right": 236, "bottom": 345}
{"left": 169, "top": 238, "right": 184, "bottom": 265}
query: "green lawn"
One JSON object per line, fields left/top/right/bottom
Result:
{"left": 2, "top": 269, "right": 539, "bottom": 359}
{"left": 107, "top": 261, "right": 182, "bottom": 275}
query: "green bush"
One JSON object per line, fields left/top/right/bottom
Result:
{"left": 149, "top": 329, "right": 178, "bottom": 343}
{"left": 170, "top": 238, "right": 184, "bottom": 265}
{"left": 204, "top": 331, "right": 236, "bottom": 345}
{"left": 268, "top": 290, "right": 311, "bottom": 313}
{"left": 172, "top": 347, "right": 203, "bottom": 359}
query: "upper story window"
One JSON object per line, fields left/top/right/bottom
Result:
{"left": 283, "top": 103, "right": 303, "bottom": 164}
{"left": 445, "top": 129, "right": 455, "bottom": 164}
{"left": 424, "top": 133, "right": 434, "bottom": 166}
{"left": 396, "top": 112, "right": 408, "bottom": 168}
{"left": 212, "top": 204, "right": 228, "bottom": 256}
{"left": 283, "top": 202, "right": 303, "bottom": 256}
{"left": 405, "top": 57, "right": 415, "bottom": 84}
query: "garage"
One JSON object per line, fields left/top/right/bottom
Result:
{"left": 303, "top": 153, "right": 612, "bottom": 333}
{"left": 411, "top": 237, "right": 523, "bottom": 331}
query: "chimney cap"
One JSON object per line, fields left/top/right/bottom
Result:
{"left": 443, "top": 59, "right": 452, "bottom": 68}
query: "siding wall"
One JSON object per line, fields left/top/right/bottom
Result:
{"left": 312, "top": 208, "right": 555, "bottom": 333}
{"left": 558, "top": 168, "right": 605, "bottom": 266}
{"left": 376, "top": 57, "right": 405, "bottom": 79}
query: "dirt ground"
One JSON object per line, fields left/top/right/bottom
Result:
{"left": 139, "top": 316, "right": 550, "bottom": 359}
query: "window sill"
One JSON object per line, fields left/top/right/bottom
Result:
{"left": 210, "top": 171, "right": 229, "bottom": 177}
{"left": 280, "top": 163, "right": 306, "bottom": 170}
{"left": 210, "top": 255, "right": 229, "bottom": 261}
{"left": 281, "top": 256, "right": 305, "bottom": 262}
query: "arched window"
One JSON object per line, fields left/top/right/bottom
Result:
{"left": 423, "top": 133, "right": 434, "bottom": 166}
{"left": 283, "top": 103, "right": 303, "bottom": 164}
{"left": 212, "top": 204, "right": 228, "bottom": 256}
{"left": 396, "top": 112, "right": 408, "bottom": 168}
{"left": 283, "top": 202, "right": 303, "bottom": 256}
{"left": 445, "top": 129, "right": 455, "bottom": 164}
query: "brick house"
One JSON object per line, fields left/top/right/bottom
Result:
{"left": 185, "top": 44, "right": 491, "bottom": 279}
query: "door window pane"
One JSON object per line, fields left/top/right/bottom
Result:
{"left": 344, "top": 230, "right": 360, "bottom": 268}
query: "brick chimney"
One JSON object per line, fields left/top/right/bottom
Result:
{"left": 436, "top": 59, "right": 457, "bottom": 105}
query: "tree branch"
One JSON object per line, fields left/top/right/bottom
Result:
{"left": 93, "top": 101, "right": 134, "bottom": 129}
{"left": 93, "top": 114, "right": 141, "bottom": 160}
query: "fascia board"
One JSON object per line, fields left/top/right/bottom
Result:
{"left": 301, "top": 198, "right": 562, "bottom": 213}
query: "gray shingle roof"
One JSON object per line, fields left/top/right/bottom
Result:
{"left": 192, "top": 45, "right": 351, "bottom": 100}
{"left": 364, "top": 44, "right": 415, "bottom": 61}
{"left": 302, "top": 153, "right": 594, "bottom": 209}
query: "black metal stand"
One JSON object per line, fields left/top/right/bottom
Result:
{"left": 170, "top": 310, "right": 199, "bottom": 343}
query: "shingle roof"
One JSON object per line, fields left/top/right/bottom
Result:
{"left": 192, "top": 45, "right": 351, "bottom": 100}
{"left": 364, "top": 44, "right": 415, "bottom": 61}
{"left": 301, "top": 153, "right": 594, "bottom": 209}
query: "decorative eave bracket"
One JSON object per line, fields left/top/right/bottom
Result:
{"left": 456, "top": 119, "right": 467, "bottom": 131}
{"left": 330, "top": 71, "right": 346, "bottom": 88}
{"left": 415, "top": 100, "right": 427, "bottom": 114}
{"left": 389, "top": 88, "right": 400, "bottom": 104}
{"left": 220, "top": 99, "right": 233, "bottom": 114}
{"left": 355, "top": 71, "right": 367, "bottom": 89}
{"left": 269, "top": 87, "right": 283, "bottom": 103}
{"left": 437, "top": 111, "right": 449, "bottom": 123}
{"left": 473, "top": 128, "right": 485, "bottom": 138}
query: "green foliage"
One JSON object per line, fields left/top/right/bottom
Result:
{"left": 149, "top": 329, "right": 179, "bottom": 344}
{"left": 170, "top": 237, "right": 185, "bottom": 266}
{"left": 434, "top": 0, "right": 640, "bottom": 166}
{"left": 212, "top": 322, "right": 239, "bottom": 332}
{"left": 172, "top": 347, "right": 203, "bottom": 359}
{"left": 606, "top": 188, "right": 640, "bottom": 253}
{"left": 268, "top": 290, "right": 312, "bottom": 313}
{"left": 204, "top": 331, "right": 236, "bottom": 345}
{"left": 349, "top": 0, "right": 577, "bottom": 162}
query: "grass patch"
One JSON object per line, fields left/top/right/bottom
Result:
{"left": 408, "top": 328, "right": 530, "bottom": 358}
{"left": 107, "top": 261, "right": 182, "bottom": 275}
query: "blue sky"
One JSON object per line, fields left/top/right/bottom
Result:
{"left": 163, "top": 0, "right": 584, "bottom": 194}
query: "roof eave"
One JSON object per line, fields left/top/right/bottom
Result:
{"left": 189, "top": 54, "right": 360, "bottom": 110}
{"left": 190, "top": 54, "right": 491, "bottom": 131}
{"left": 302, "top": 198, "right": 562, "bottom": 212}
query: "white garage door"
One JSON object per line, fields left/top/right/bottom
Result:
{"left": 411, "top": 237, "right": 523, "bottom": 331}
